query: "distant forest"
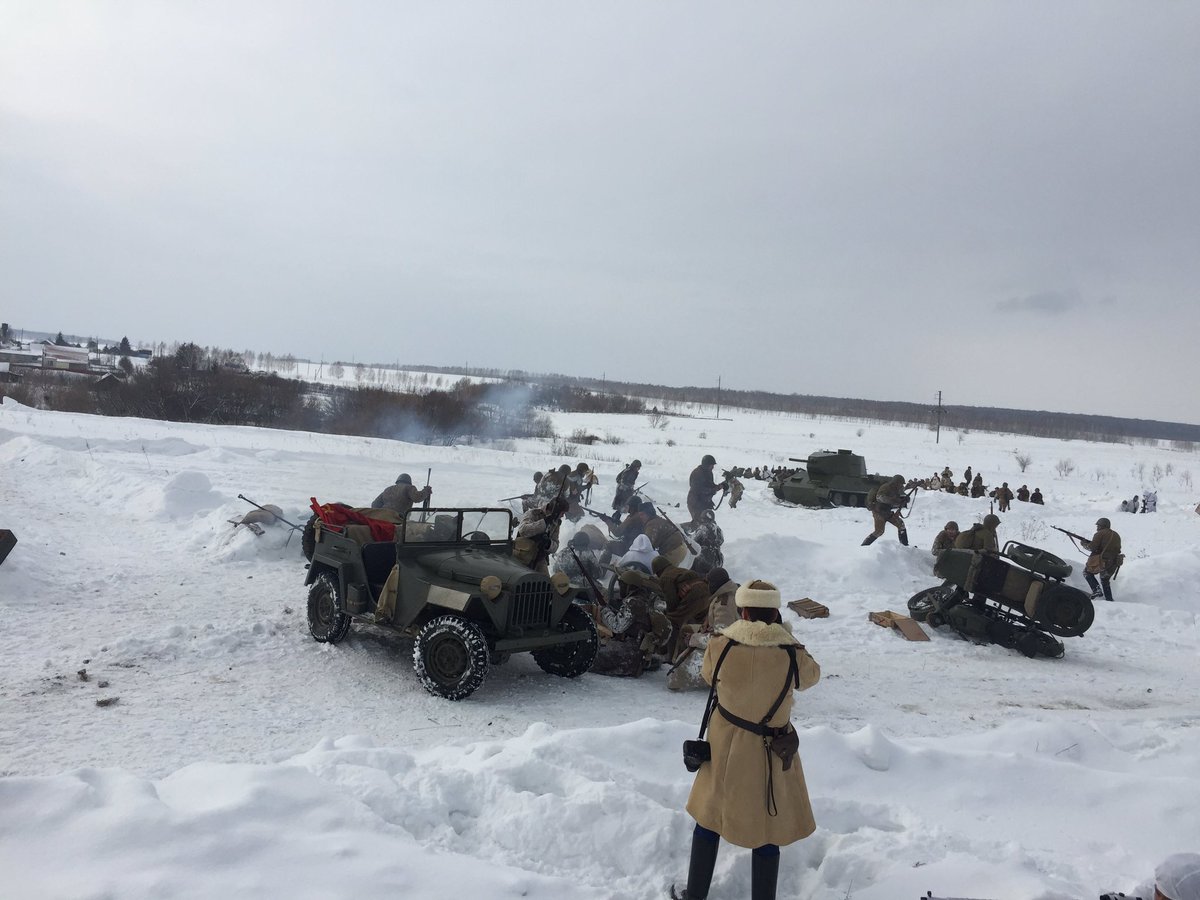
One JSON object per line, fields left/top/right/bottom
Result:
{"left": 400, "top": 364, "right": 1200, "bottom": 446}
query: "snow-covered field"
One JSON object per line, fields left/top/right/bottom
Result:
{"left": 1, "top": 399, "right": 1196, "bottom": 899}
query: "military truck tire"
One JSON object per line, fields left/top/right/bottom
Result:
{"left": 1003, "top": 542, "right": 1072, "bottom": 580}
{"left": 301, "top": 514, "right": 319, "bottom": 561}
{"left": 414, "top": 615, "right": 490, "bottom": 700}
{"left": 307, "top": 572, "right": 351, "bottom": 644}
{"left": 532, "top": 605, "right": 599, "bottom": 678}
{"left": 926, "top": 612, "right": 946, "bottom": 628}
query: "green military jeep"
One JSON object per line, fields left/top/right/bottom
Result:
{"left": 304, "top": 507, "right": 598, "bottom": 700}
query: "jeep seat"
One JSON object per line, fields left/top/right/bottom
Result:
{"left": 362, "top": 542, "right": 398, "bottom": 587}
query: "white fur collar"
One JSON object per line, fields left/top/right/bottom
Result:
{"left": 719, "top": 619, "right": 798, "bottom": 647}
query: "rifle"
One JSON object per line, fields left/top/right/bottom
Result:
{"left": 422, "top": 468, "right": 431, "bottom": 510}
{"left": 655, "top": 505, "right": 701, "bottom": 556}
{"left": 237, "top": 494, "right": 302, "bottom": 531}
{"left": 1051, "top": 524, "right": 1090, "bottom": 549}
{"left": 569, "top": 548, "right": 608, "bottom": 608}
{"left": 237, "top": 494, "right": 302, "bottom": 547}
{"left": 498, "top": 494, "right": 529, "bottom": 503}
{"left": 581, "top": 506, "right": 616, "bottom": 525}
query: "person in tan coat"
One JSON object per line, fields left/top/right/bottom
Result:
{"left": 1082, "top": 517, "right": 1122, "bottom": 602}
{"left": 954, "top": 514, "right": 1000, "bottom": 552}
{"left": 673, "top": 579, "right": 820, "bottom": 900}
{"left": 370, "top": 473, "right": 431, "bottom": 517}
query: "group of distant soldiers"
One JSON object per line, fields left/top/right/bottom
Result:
{"left": 916, "top": 466, "right": 1045, "bottom": 507}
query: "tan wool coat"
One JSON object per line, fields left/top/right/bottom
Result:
{"left": 686, "top": 619, "right": 821, "bottom": 849}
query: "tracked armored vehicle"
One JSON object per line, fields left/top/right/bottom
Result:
{"left": 772, "top": 449, "right": 890, "bottom": 508}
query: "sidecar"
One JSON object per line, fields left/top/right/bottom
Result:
{"left": 909, "top": 541, "right": 1094, "bottom": 658}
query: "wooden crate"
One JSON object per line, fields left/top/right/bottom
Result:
{"left": 868, "top": 609, "right": 929, "bottom": 641}
{"left": 787, "top": 598, "right": 829, "bottom": 619}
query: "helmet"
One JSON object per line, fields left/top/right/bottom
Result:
{"left": 570, "top": 532, "right": 591, "bottom": 550}
{"left": 1096, "top": 517, "right": 1111, "bottom": 529}
{"left": 892, "top": 474, "right": 904, "bottom": 484}
{"left": 631, "top": 459, "right": 641, "bottom": 468}
{"left": 627, "top": 496, "right": 643, "bottom": 512}
{"left": 396, "top": 473, "right": 412, "bottom": 485}
{"left": 557, "top": 464, "right": 571, "bottom": 475}
{"left": 642, "top": 500, "right": 656, "bottom": 516}
{"left": 945, "top": 521, "right": 959, "bottom": 532}
{"left": 983, "top": 514, "right": 1000, "bottom": 528}
{"left": 702, "top": 454, "right": 716, "bottom": 466}
{"left": 575, "top": 462, "right": 589, "bottom": 472}
{"left": 532, "top": 471, "right": 543, "bottom": 482}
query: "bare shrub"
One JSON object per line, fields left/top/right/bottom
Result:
{"left": 569, "top": 427, "right": 600, "bottom": 445}
{"left": 1013, "top": 450, "right": 1032, "bottom": 472}
{"left": 602, "top": 432, "right": 624, "bottom": 445}
{"left": 1019, "top": 519, "right": 1048, "bottom": 543}
{"left": 648, "top": 411, "right": 668, "bottom": 430}
{"left": 1055, "top": 458, "right": 1075, "bottom": 477}
{"left": 1151, "top": 464, "right": 1163, "bottom": 484}
{"left": 1180, "top": 470, "right": 1193, "bottom": 490}
{"left": 666, "top": 438, "right": 676, "bottom": 447}
{"left": 552, "top": 440, "right": 579, "bottom": 457}
{"left": 1132, "top": 462, "right": 1146, "bottom": 481}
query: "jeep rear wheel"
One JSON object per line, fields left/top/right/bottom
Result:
{"left": 308, "top": 572, "right": 351, "bottom": 643}
{"left": 533, "top": 605, "right": 599, "bottom": 678}
{"left": 414, "top": 615, "right": 490, "bottom": 700}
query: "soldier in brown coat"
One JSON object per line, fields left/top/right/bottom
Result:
{"left": 686, "top": 455, "right": 723, "bottom": 526}
{"left": 1082, "top": 517, "right": 1122, "bottom": 602}
{"left": 954, "top": 514, "right": 1000, "bottom": 552}
{"left": 931, "top": 521, "right": 960, "bottom": 558}
{"left": 652, "top": 556, "right": 712, "bottom": 659}
{"left": 862, "top": 475, "right": 909, "bottom": 546}
{"left": 370, "top": 473, "right": 431, "bottom": 517}
{"left": 673, "top": 579, "right": 820, "bottom": 900}
{"left": 996, "top": 482, "right": 1014, "bottom": 512}
{"left": 1016, "top": 485, "right": 1030, "bottom": 502}
{"left": 642, "top": 506, "right": 689, "bottom": 566}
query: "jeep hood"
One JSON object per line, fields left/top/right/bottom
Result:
{"left": 413, "top": 547, "right": 542, "bottom": 587}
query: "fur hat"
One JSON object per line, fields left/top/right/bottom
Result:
{"left": 651, "top": 555, "right": 671, "bottom": 576}
{"left": 735, "top": 579, "right": 781, "bottom": 609}
{"left": 1157, "top": 853, "right": 1200, "bottom": 900}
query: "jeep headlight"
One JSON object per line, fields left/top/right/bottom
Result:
{"left": 550, "top": 572, "right": 571, "bottom": 596}
{"left": 480, "top": 575, "right": 502, "bottom": 601}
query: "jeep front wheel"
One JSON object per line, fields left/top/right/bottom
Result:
{"left": 532, "top": 605, "right": 599, "bottom": 678}
{"left": 414, "top": 615, "right": 490, "bottom": 700}
{"left": 308, "top": 572, "right": 351, "bottom": 644}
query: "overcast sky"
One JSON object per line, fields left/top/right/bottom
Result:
{"left": 3, "top": 1, "right": 1198, "bottom": 423}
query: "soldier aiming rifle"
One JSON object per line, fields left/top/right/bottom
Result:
{"left": 1053, "top": 521, "right": 1123, "bottom": 601}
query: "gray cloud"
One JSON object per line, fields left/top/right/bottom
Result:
{"left": 2, "top": 1, "right": 1198, "bottom": 423}
{"left": 995, "top": 291, "right": 1084, "bottom": 315}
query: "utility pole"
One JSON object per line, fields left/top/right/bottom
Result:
{"left": 935, "top": 390, "right": 944, "bottom": 444}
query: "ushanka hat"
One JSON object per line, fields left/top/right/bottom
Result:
{"left": 734, "top": 579, "right": 781, "bottom": 609}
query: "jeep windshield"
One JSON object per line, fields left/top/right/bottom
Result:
{"left": 399, "top": 508, "right": 513, "bottom": 546}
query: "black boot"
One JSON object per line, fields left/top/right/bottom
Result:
{"left": 751, "top": 852, "right": 779, "bottom": 900}
{"left": 1101, "top": 576, "right": 1114, "bottom": 602}
{"left": 898, "top": 528, "right": 909, "bottom": 547}
{"left": 670, "top": 831, "right": 719, "bottom": 900}
{"left": 861, "top": 534, "right": 878, "bottom": 546}
{"left": 1084, "top": 573, "right": 1103, "bottom": 599}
